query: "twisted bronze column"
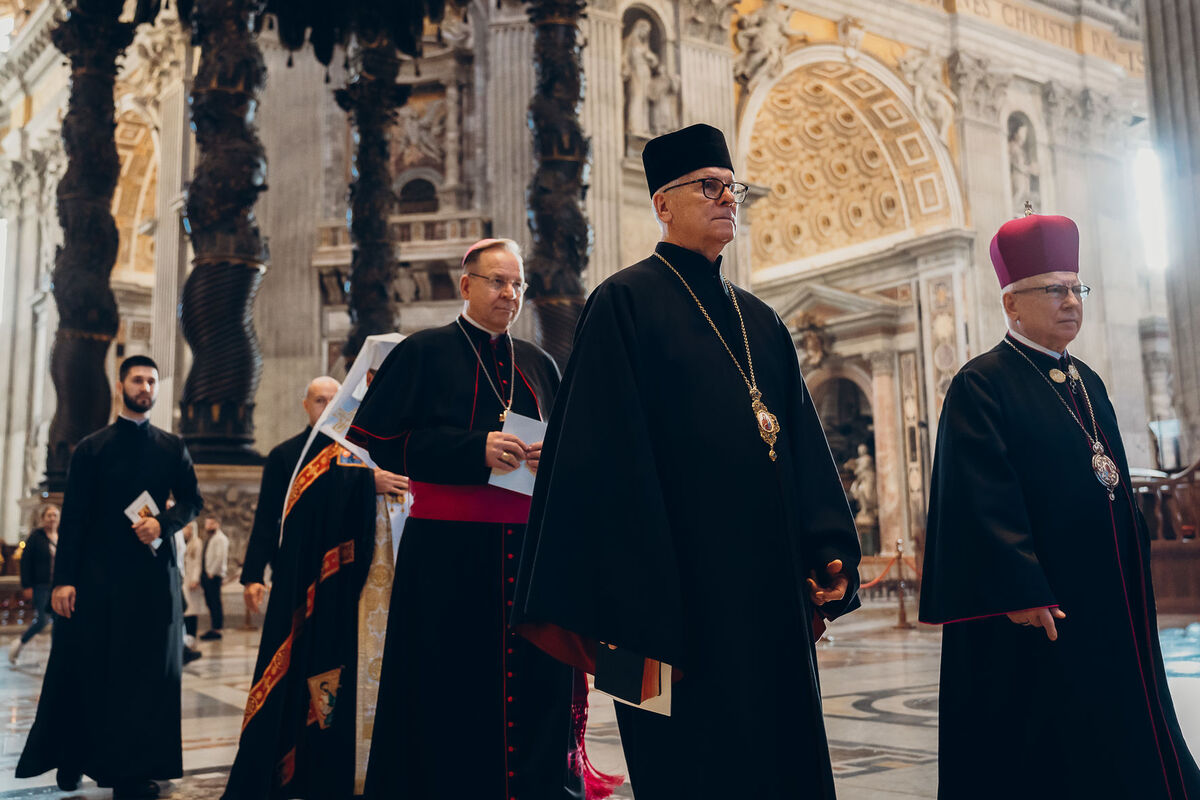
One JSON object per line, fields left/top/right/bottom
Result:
{"left": 335, "top": 25, "right": 410, "bottom": 360}
{"left": 43, "top": 1, "right": 136, "bottom": 490}
{"left": 178, "top": 0, "right": 268, "bottom": 463}
{"left": 524, "top": 0, "right": 591, "bottom": 370}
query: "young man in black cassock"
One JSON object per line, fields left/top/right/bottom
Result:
{"left": 512, "top": 124, "right": 863, "bottom": 799}
{"left": 16, "top": 356, "right": 203, "bottom": 799}
{"left": 919, "top": 212, "right": 1200, "bottom": 798}
{"left": 222, "top": 374, "right": 403, "bottom": 799}
{"left": 348, "top": 238, "right": 586, "bottom": 800}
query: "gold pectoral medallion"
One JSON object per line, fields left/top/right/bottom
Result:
{"left": 1049, "top": 369, "right": 1067, "bottom": 384}
{"left": 499, "top": 409, "right": 507, "bottom": 423}
{"left": 750, "top": 389, "right": 779, "bottom": 461}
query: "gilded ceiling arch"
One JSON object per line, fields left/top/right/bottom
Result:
{"left": 736, "top": 45, "right": 965, "bottom": 276}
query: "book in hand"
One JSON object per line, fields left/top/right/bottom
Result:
{"left": 487, "top": 412, "right": 548, "bottom": 497}
{"left": 593, "top": 643, "right": 673, "bottom": 717}
{"left": 124, "top": 491, "right": 162, "bottom": 552}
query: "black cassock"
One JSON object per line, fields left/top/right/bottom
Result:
{"left": 223, "top": 432, "right": 377, "bottom": 799}
{"left": 241, "top": 426, "right": 313, "bottom": 586}
{"left": 17, "top": 418, "right": 203, "bottom": 785}
{"left": 348, "top": 318, "right": 582, "bottom": 800}
{"left": 513, "top": 242, "right": 862, "bottom": 800}
{"left": 920, "top": 335, "right": 1200, "bottom": 799}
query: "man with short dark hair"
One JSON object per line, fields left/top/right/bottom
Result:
{"left": 16, "top": 355, "right": 203, "bottom": 799}
{"left": 920, "top": 211, "right": 1200, "bottom": 798}
{"left": 512, "top": 124, "right": 862, "bottom": 799}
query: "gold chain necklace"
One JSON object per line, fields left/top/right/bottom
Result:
{"left": 1004, "top": 339, "right": 1121, "bottom": 500}
{"left": 654, "top": 252, "right": 780, "bottom": 460}
{"left": 456, "top": 318, "right": 515, "bottom": 422}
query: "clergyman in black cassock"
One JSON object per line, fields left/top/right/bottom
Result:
{"left": 513, "top": 124, "right": 863, "bottom": 800}
{"left": 919, "top": 212, "right": 1200, "bottom": 799}
{"left": 17, "top": 357, "right": 203, "bottom": 799}
{"left": 348, "top": 238, "right": 586, "bottom": 800}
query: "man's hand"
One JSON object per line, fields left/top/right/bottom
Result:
{"left": 132, "top": 516, "right": 162, "bottom": 545}
{"left": 52, "top": 586, "right": 76, "bottom": 618}
{"left": 526, "top": 441, "right": 544, "bottom": 474}
{"left": 244, "top": 582, "right": 267, "bottom": 615}
{"left": 1006, "top": 606, "right": 1066, "bottom": 641}
{"left": 807, "top": 559, "right": 849, "bottom": 606}
{"left": 21, "top": 587, "right": 32, "bottom": 601}
{"left": 486, "top": 432, "right": 528, "bottom": 473}
{"left": 374, "top": 469, "right": 409, "bottom": 496}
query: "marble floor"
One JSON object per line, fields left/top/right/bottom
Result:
{"left": 0, "top": 601, "right": 1196, "bottom": 799}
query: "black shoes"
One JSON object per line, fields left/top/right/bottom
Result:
{"left": 199, "top": 630, "right": 222, "bottom": 641}
{"left": 55, "top": 768, "right": 81, "bottom": 791}
{"left": 183, "top": 646, "right": 203, "bottom": 665}
{"left": 113, "top": 779, "right": 161, "bottom": 799}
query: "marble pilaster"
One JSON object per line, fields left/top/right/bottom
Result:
{"left": 485, "top": 2, "right": 536, "bottom": 255}
{"left": 1142, "top": 0, "right": 1200, "bottom": 460}
{"left": 150, "top": 75, "right": 193, "bottom": 432}
{"left": 868, "top": 350, "right": 905, "bottom": 555}
{"left": 579, "top": 0, "right": 623, "bottom": 288}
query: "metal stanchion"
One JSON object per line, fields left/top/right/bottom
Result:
{"left": 894, "top": 538, "right": 914, "bottom": 629}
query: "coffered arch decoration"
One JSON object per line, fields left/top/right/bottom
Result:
{"left": 111, "top": 108, "right": 158, "bottom": 278}
{"left": 737, "top": 45, "right": 965, "bottom": 274}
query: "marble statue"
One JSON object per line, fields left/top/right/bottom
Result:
{"left": 1008, "top": 118, "right": 1040, "bottom": 216}
{"left": 899, "top": 51, "right": 957, "bottom": 145}
{"left": 733, "top": 0, "right": 793, "bottom": 87}
{"left": 846, "top": 443, "right": 878, "bottom": 526}
{"left": 623, "top": 18, "right": 678, "bottom": 138}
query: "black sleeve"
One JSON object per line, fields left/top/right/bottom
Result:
{"left": 156, "top": 439, "right": 204, "bottom": 564}
{"left": 242, "top": 448, "right": 287, "bottom": 584}
{"left": 19, "top": 532, "right": 35, "bottom": 589}
{"left": 780, "top": 320, "right": 862, "bottom": 621}
{"left": 350, "top": 337, "right": 490, "bottom": 485}
{"left": 918, "top": 369, "right": 1056, "bottom": 624}
{"left": 52, "top": 443, "right": 92, "bottom": 588}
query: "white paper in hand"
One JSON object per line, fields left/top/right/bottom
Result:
{"left": 487, "top": 412, "right": 547, "bottom": 497}
{"left": 124, "top": 491, "right": 162, "bottom": 552}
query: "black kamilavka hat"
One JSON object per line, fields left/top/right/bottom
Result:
{"left": 641, "top": 124, "right": 734, "bottom": 197}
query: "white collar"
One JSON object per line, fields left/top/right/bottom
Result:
{"left": 460, "top": 308, "right": 506, "bottom": 340}
{"left": 1007, "top": 329, "right": 1065, "bottom": 360}
{"left": 117, "top": 411, "right": 150, "bottom": 426}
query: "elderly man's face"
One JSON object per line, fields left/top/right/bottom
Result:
{"left": 302, "top": 377, "right": 340, "bottom": 426}
{"left": 654, "top": 166, "right": 738, "bottom": 258}
{"left": 460, "top": 246, "right": 524, "bottom": 333}
{"left": 1003, "top": 270, "right": 1085, "bottom": 352}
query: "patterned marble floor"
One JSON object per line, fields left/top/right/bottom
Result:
{"left": 0, "top": 601, "right": 1195, "bottom": 799}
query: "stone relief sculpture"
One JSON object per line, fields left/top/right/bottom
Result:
{"left": 733, "top": 0, "right": 795, "bottom": 87}
{"left": 395, "top": 100, "right": 447, "bottom": 168}
{"left": 845, "top": 443, "right": 878, "bottom": 526}
{"left": 837, "top": 16, "right": 866, "bottom": 53}
{"left": 898, "top": 50, "right": 957, "bottom": 145}
{"left": 1008, "top": 116, "right": 1041, "bottom": 216}
{"left": 622, "top": 17, "right": 678, "bottom": 139}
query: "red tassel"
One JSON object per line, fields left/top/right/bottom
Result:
{"left": 569, "top": 670, "right": 624, "bottom": 800}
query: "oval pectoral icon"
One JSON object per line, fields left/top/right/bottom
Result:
{"left": 757, "top": 409, "right": 777, "bottom": 433}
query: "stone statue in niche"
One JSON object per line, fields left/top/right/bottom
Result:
{"left": 791, "top": 312, "right": 830, "bottom": 369}
{"left": 395, "top": 100, "right": 447, "bottom": 169}
{"left": 733, "top": 0, "right": 796, "bottom": 87}
{"left": 845, "top": 443, "right": 878, "bottom": 526}
{"left": 898, "top": 50, "right": 957, "bottom": 145}
{"left": 1008, "top": 117, "right": 1041, "bottom": 216}
{"left": 622, "top": 17, "right": 678, "bottom": 139}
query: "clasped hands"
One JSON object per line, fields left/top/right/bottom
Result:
{"left": 486, "top": 431, "right": 543, "bottom": 474}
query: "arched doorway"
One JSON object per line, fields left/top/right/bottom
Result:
{"left": 811, "top": 376, "right": 879, "bottom": 555}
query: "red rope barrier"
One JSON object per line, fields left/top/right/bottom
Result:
{"left": 859, "top": 555, "right": 898, "bottom": 589}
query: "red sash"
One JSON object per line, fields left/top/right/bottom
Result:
{"left": 409, "top": 481, "right": 531, "bottom": 524}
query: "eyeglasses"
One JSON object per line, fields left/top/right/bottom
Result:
{"left": 661, "top": 177, "right": 749, "bottom": 204}
{"left": 467, "top": 272, "right": 528, "bottom": 296}
{"left": 1010, "top": 283, "right": 1091, "bottom": 301}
